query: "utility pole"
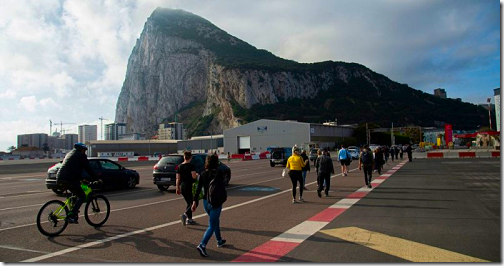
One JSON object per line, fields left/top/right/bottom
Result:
{"left": 366, "top": 123, "right": 370, "bottom": 146}
{"left": 210, "top": 131, "right": 213, "bottom": 153}
{"left": 49, "top": 120, "right": 52, "bottom": 135}
{"left": 391, "top": 122, "right": 394, "bottom": 146}
{"left": 99, "top": 117, "right": 109, "bottom": 140}
{"left": 487, "top": 98, "right": 492, "bottom": 130}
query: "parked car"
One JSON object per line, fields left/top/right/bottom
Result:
{"left": 46, "top": 159, "right": 140, "bottom": 194}
{"left": 152, "top": 154, "right": 231, "bottom": 191}
{"left": 347, "top": 146, "right": 360, "bottom": 159}
{"left": 309, "top": 149, "right": 319, "bottom": 162}
{"left": 268, "top": 147, "right": 292, "bottom": 167}
{"left": 369, "top": 144, "right": 381, "bottom": 152}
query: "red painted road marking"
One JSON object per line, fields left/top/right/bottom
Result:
{"left": 308, "top": 208, "right": 346, "bottom": 222}
{"left": 347, "top": 191, "right": 370, "bottom": 199}
{"left": 232, "top": 161, "right": 408, "bottom": 262}
{"left": 233, "top": 241, "right": 299, "bottom": 262}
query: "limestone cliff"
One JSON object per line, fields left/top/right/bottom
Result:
{"left": 115, "top": 8, "right": 488, "bottom": 137}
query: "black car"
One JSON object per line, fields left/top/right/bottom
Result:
{"left": 46, "top": 159, "right": 140, "bottom": 194}
{"left": 153, "top": 154, "right": 231, "bottom": 191}
{"left": 309, "top": 149, "right": 318, "bottom": 162}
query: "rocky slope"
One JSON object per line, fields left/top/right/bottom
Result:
{"left": 115, "top": 8, "right": 488, "bottom": 137}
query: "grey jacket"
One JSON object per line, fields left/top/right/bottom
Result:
{"left": 315, "top": 155, "right": 334, "bottom": 174}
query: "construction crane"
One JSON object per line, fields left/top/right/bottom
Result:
{"left": 57, "top": 121, "right": 75, "bottom": 133}
{"left": 61, "top": 128, "right": 73, "bottom": 135}
{"left": 99, "top": 117, "right": 109, "bottom": 140}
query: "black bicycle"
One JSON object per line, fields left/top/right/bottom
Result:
{"left": 36, "top": 181, "right": 110, "bottom": 236}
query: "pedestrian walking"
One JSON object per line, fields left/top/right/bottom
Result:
{"left": 316, "top": 148, "right": 334, "bottom": 197}
{"left": 399, "top": 146, "right": 404, "bottom": 160}
{"left": 300, "top": 149, "right": 310, "bottom": 190}
{"left": 338, "top": 145, "right": 351, "bottom": 176}
{"left": 390, "top": 146, "right": 395, "bottom": 162}
{"left": 286, "top": 146, "right": 307, "bottom": 203}
{"left": 176, "top": 151, "right": 198, "bottom": 226}
{"left": 384, "top": 146, "right": 389, "bottom": 163}
{"left": 394, "top": 146, "right": 399, "bottom": 160}
{"left": 373, "top": 148, "right": 384, "bottom": 175}
{"left": 315, "top": 149, "right": 322, "bottom": 187}
{"left": 192, "top": 154, "right": 227, "bottom": 257}
{"left": 227, "top": 152, "right": 231, "bottom": 162}
{"left": 406, "top": 144, "right": 413, "bottom": 162}
{"left": 359, "top": 145, "right": 375, "bottom": 188}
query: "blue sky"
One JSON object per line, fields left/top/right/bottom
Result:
{"left": 0, "top": 0, "right": 501, "bottom": 151}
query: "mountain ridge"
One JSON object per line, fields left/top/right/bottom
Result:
{"left": 115, "top": 8, "right": 488, "bottom": 138}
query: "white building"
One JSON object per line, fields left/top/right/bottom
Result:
{"left": 158, "top": 123, "right": 186, "bottom": 140}
{"left": 78, "top": 125, "right": 98, "bottom": 144}
{"left": 223, "top": 119, "right": 354, "bottom": 154}
{"left": 105, "top": 123, "right": 127, "bottom": 140}
{"left": 494, "top": 88, "right": 500, "bottom": 131}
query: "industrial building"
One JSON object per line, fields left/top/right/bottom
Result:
{"left": 223, "top": 119, "right": 354, "bottom": 154}
{"left": 88, "top": 140, "right": 178, "bottom": 157}
{"left": 177, "top": 135, "right": 223, "bottom": 154}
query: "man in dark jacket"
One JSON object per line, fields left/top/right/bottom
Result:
{"left": 359, "top": 145, "right": 375, "bottom": 188}
{"left": 406, "top": 144, "right": 413, "bottom": 162}
{"left": 56, "top": 143, "right": 99, "bottom": 223}
{"left": 315, "top": 148, "right": 334, "bottom": 197}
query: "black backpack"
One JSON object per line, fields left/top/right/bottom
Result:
{"left": 361, "top": 151, "right": 373, "bottom": 165}
{"left": 208, "top": 170, "right": 227, "bottom": 207}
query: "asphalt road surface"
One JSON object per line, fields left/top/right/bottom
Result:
{"left": 0, "top": 157, "right": 500, "bottom": 262}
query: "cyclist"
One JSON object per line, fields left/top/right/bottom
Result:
{"left": 56, "top": 142, "right": 100, "bottom": 224}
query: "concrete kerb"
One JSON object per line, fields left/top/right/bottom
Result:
{"left": 413, "top": 150, "right": 500, "bottom": 159}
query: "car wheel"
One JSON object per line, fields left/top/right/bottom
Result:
{"left": 127, "top": 176, "right": 136, "bottom": 189}
{"left": 223, "top": 172, "right": 230, "bottom": 186}
{"left": 157, "top": 185, "right": 169, "bottom": 191}
{"left": 270, "top": 161, "right": 275, "bottom": 167}
{"left": 52, "top": 188, "right": 64, "bottom": 195}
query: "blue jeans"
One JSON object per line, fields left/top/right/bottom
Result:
{"left": 200, "top": 199, "right": 223, "bottom": 247}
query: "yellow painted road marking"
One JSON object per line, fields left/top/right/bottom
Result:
{"left": 320, "top": 227, "right": 489, "bottom": 262}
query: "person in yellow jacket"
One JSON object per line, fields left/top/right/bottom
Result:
{"left": 286, "top": 146, "right": 308, "bottom": 203}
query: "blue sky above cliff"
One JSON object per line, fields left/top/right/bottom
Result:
{"left": 0, "top": 0, "right": 501, "bottom": 151}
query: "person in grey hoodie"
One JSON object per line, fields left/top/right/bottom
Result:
{"left": 315, "top": 148, "right": 335, "bottom": 197}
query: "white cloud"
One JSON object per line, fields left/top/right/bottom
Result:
{"left": 0, "top": 89, "right": 16, "bottom": 99}
{"left": 18, "top": 96, "right": 38, "bottom": 112}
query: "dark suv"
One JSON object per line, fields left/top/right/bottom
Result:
{"left": 152, "top": 154, "right": 231, "bottom": 191}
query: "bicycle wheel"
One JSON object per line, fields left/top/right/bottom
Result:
{"left": 36, "top": 200, "right": 68, "bottom": 236}
{"left": 84, "top": 195, "right": 110, "bottom": 227}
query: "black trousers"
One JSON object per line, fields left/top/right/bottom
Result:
{"left": 408, "top": 152, "right": 412, "bottom": 162}
{"left": 374, "top": 162, "right": 382, "bottom": 174}
{"left": 59, "top": 180, "right": 85, "bottom": 216}
{"left": 289, "top": 170, "right": 303, "bottom": 198}
{"left": 363, "top": 165, "right": 373, "bottom": 185}
{"left": 181, "top": 184, "right": 194, "bottom": 219}
{"left": 317, "top": 172, "right": 331, "bottom": 195}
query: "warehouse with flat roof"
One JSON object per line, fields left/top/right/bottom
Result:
{"left": 223, "top": 119, "right": 354, "bottom": 154}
